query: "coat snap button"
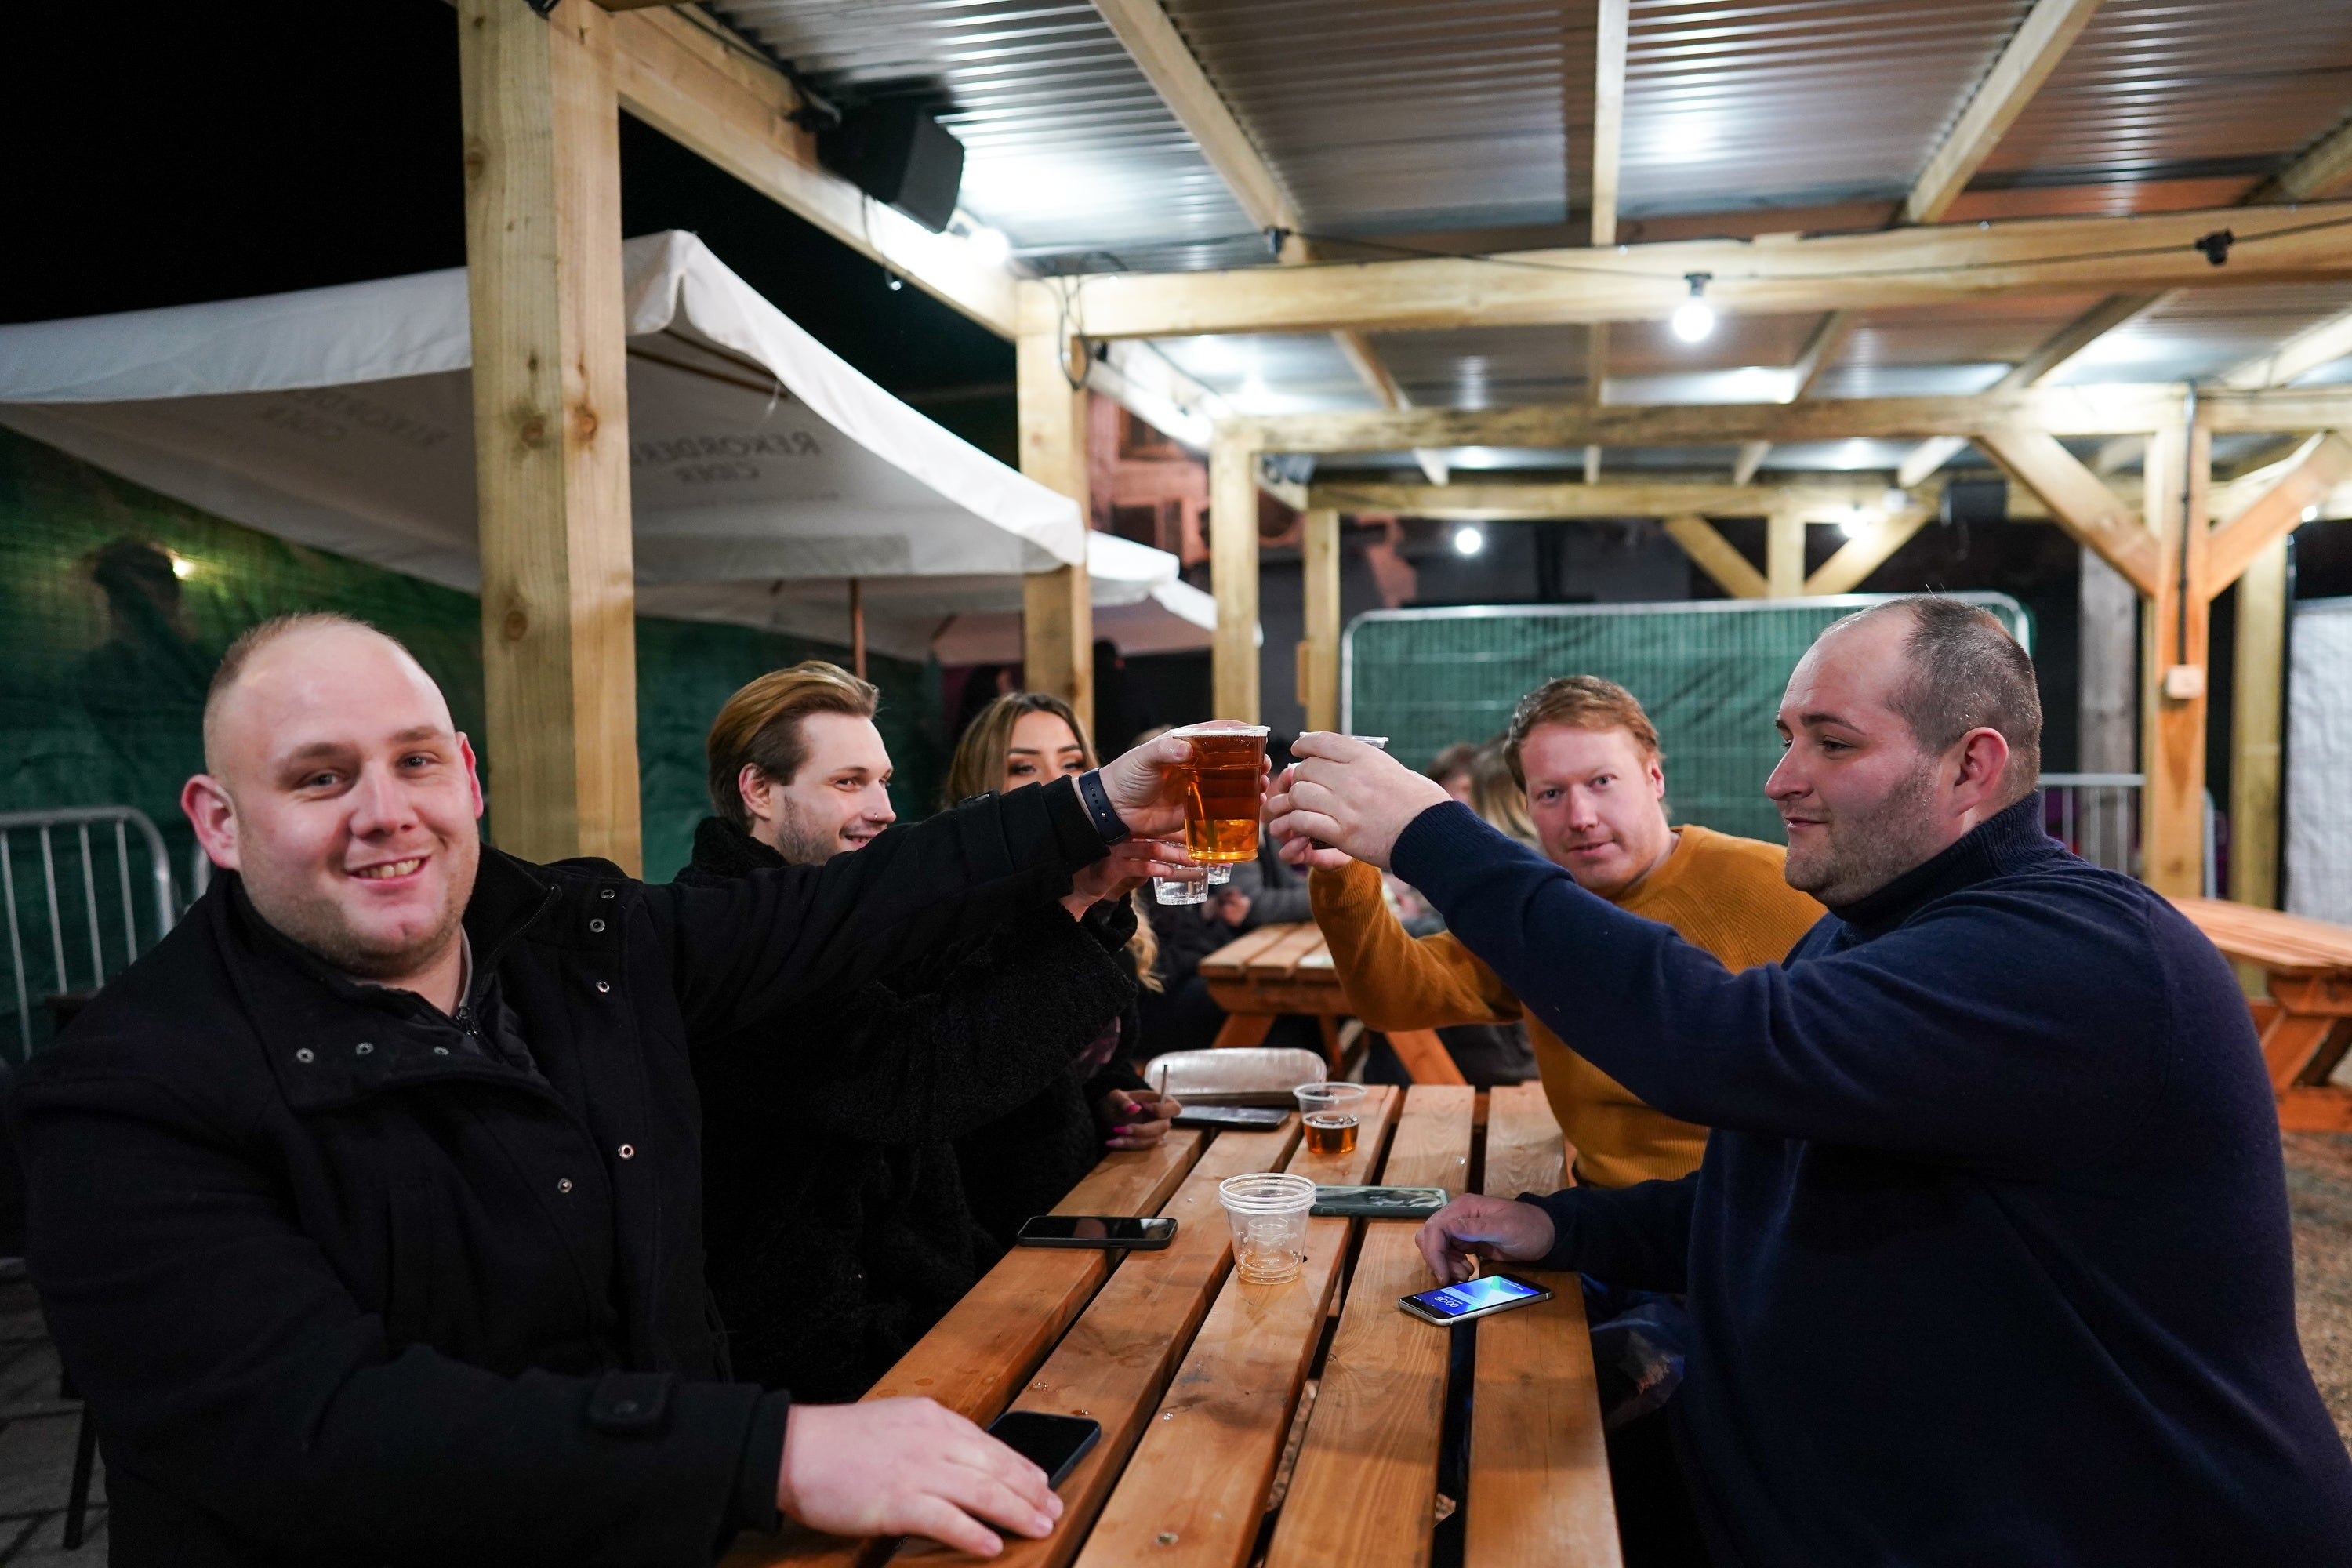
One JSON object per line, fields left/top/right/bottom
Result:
{"left": 601, "top": 887, "right": 616, "bottom": 900}
{"left": 588, "top": 918, "right": 606, "bottom": 934}
{"left": 354, "top": 1042, "right": 373, "bottom": 1056}
{"left": 612, "top": 1399, "right": 639, "bottom": 1415}
{"left": 294, "top": 1048, "right": 314, "bottom": 1064}
{"left": 618, "top": 1144, "right": 636, "bottom": 1160}
{"left": 557, "top": 1178, "right": 574, "bottom": 1194}
{"left": 433, "top": 1046, "right": 450, "bottom": 1056}
{"left": 596, "top": 981, "right": 610, "bottom": 994}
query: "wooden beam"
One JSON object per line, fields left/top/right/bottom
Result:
{"left": 2247, "top": 114, "right": 2352, "bottom": 205}
{"left": 2205, "top": 431, "right": 2352, "bottom": 592}
{"left": 1766, "top": 510, "right": 1807, "bottom": 598}
{"left": 1805, "top": 506, "right": 1935, "bottom": 597}
{"left": 1905, "top": 0, "right": 2105, "bottom": 224}
{"left": 1300, "top": 509, "right": 1341, "bottom": 733}
{"left": 1305, "top": 477, "right": 1900, "bottom": 520}
{"left": 606, "top": 7, "right": 1014, "bottom": 335}
{"left": 2141, "top": 412, "right": 2212, "bottom": 899}
{"left": 1090, "top": 0, "right": 1298, "bottom": 243}
{"left": 1018, "top": 332, "right": 1094, "bottom": 719}
{"left": 1732, "top": 440, "right": 1771, "bottom": 486}
{"left": 1022, "top": 199, "right": 2352, "bottom": 340}
{"left": 459, "top": 0, "right": 642, "bottom": 873}
{"left": 2223, "top": 309, "right": 2352, "bottom": 390}
{"left": 1791, "top": 310, "right": 1857, "bottom": 399}
{"left": 1976, "top": 428, "right": 2160, "bottom": 595}
{"left": 1663, "top": 516, "right": 1767, "bottom": 599}
{"left": 1588, "top": 0, "right": 1628, "bottom": 248}
{"left": 1210, "top": 428, "right": 1261, "bottom": 720}
{"left": 2231, "top": 535, "right": 2288, "bottom": 909}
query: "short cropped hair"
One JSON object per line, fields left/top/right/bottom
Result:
{"left": 203, "top": 612, "right": 394, "bottom": 764}
{"left": 705, "top": 662, "right": 880, "bottom": 831}
{"left": 1501, "top": 675, "right": 1662, "bottom": 789}
{"left": 1840, "top": 597, "right": 2042, "bottom": 804}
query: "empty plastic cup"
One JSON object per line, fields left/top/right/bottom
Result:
{"left": 1154, "top": 874, "right": 1207, "bottom": 906}
{"left": 1219, "top": 1172, "right": 1316, "bottom": 1284}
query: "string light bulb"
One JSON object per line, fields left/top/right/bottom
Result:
{"left": 1671, "top": 272, "right": 1715, "bottom": 343}
{"left": 1453, "top": 524, "right": 1486, "bottom": 557}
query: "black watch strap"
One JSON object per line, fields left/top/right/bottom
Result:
{"left": 1075, "top": 769, "right": 1131, "bottom": 843}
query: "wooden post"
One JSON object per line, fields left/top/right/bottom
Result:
{"left": 1210, "top": 426, "right": 1261, "bottom": 722}
{"left": 2230, "top": 534, "right": 2288, "bottom": 906}
{"left": 1015, "top": 331, "right": 1094, "bottom": 720}
{"left": 2140, "top": 406, "right": 2212, "bottom": 897}
{"left": 458, "top": 0, "right": 642, "bottom": 873}
{"left": 848, "top": 578, "right": 866, "bottom": 680}
{"left": 1300, "top": 508, "right": 1341, "bottom": 732}
{"left": 1766, "top": 508, "right": 1807, "bottom": 597}
{"left": 2078, "top": 546, "right": 2138, "bottom": 772}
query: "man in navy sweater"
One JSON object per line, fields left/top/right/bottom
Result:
{"left": 1269, "top": 597, "right": 2352, "bottom": 1566}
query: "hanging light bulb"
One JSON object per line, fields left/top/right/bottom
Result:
{"left": 1453, "top": 524, "right": 1486, "bottom": 557}
{"left": 1838, "top": 503, "right": 1871, "bottom": 539}
{"left": 964, "top": 226, "right": 1011, "bottom": 268}
{"left": 1671, "top": 272, "right": 1715, "bottom": 343}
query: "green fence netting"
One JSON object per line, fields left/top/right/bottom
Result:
{"left": 1343, "top": 594, "right": 2031, "bottom": 848}
{"left": 0, "top": 425, "right": 940, "bottom": 1062}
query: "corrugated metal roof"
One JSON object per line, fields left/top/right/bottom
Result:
{"left": 707, "top": 0, "right": 1266, "bottom": 267}
{"left": 1982, "top": 0, "right": 2352, "bottom": 193}
{"left": 2049, "top": 282, "right": 2352, "bottom": 384}
{"left": 1620, "top": 0, "right": 2032, "bottom": 216}
{"left": 1161, "top": 0, "right": 1569, "bottom": 234}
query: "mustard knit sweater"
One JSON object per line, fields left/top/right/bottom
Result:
{"left": 1310, "top": 826, "right": 1824, "bottom": 1189}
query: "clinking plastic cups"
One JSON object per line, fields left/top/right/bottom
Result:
{"left": 1219, "top": 1172, "right": 1316, "bottom": 1284}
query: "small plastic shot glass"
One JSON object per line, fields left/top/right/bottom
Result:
{"left": 1294, "top": 1081, "right": 1369, "bottom": 1156}
{"left": 1219, "top": 1172, "right": 1317, "bottom": 1284}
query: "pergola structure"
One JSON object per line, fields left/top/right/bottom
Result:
{"left": 457, "top": 0, "right": 2352, "bottom": 899}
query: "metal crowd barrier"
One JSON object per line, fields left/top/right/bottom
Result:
{"left": 1, "top": 807, "right": 178, "bottom": 1061}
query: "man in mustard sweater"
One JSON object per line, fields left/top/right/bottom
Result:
{"left": 1314, "top": 677, "right": 1823, "bottom": 1188}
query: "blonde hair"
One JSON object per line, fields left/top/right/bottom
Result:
{"left": 705, "top": 661, "right": 880, "bottom": 832}
{"left": 1469, "top": 742, "right": 1538, "bottom": 846}
{"left": 947, "top": 691, "right": 1160, "bottom": 991}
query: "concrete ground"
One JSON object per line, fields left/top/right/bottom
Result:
{"left": 0, "top": 1134, "right": 2347, "bottom": 1560}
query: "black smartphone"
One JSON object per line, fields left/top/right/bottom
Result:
{"left": 1398, "top": 1271, "right": 1554, "bottom": 1326}
{"left": 1014, "top": 1214, "right": 1178, "bottom": 1250}
{"left": 1172, "top": 1105, "right": 1290, "bottom": 1130}
{"left": 987, "top": 1410, "right": 1102, "bottom": 1488}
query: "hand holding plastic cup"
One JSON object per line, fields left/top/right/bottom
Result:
{"left": 1220, "top": 1172, "right": 1316, "bottom": 1284}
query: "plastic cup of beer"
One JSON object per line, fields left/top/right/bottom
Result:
{"left": 1153, "top": 873, "right": 1207, "bottom": 905}
{"left": 1167, "top": 720, "right": 1270, "bottom": 867}
{"left": 1294, "top": 1081, "right": 1368, "bottom": 1156}
{"left": 1219, "top": 1172, "right": 1316, "bottom": 1284}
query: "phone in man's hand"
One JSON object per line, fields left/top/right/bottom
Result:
{"left": 1399, "top": 1271, "right": 1553, "bottom": 1326}
{"left": 986, "top": 1410, "right": 1102, "bottom": 1488}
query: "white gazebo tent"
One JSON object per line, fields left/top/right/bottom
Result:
{"left": 0, "top": 230, "right": 1214, "bottom": 664}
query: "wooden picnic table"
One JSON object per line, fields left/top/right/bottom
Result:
{"left": 1199, "top": 922, "right": 1467, "bottom": 1086}
{"left": 2173, "top": 896, "right": 2352, "bottom": 1132}
{"left": 723, "top": 1083, "right": 1617, "bottom": 1568}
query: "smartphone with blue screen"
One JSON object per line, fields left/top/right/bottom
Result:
{"left": 1399, "top": 1271, "right": 1553, "bottom": 1326}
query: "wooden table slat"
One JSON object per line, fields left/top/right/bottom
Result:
{"left": 1263, "top": 1085, "right": 1477, "bottom": 1568}
{"left": 1076, "top": 1087, "right": 1403, "bottom": 1568}
{"left": 1198, "top": 924, "right": 1299, "bottom": 980}
{"left": 2172, "top": 896, "right": 2352, "bottom": 974}
{"left": 727, "top": 1133, "right": 1208, "bottom": 1568}
{"left": 1465, "top": 1084, "right": 1618, "bottom": 1566}
{"left": 1243, "top": 925, "right": 1329, "bottom": 982}
{"left": 912, "top": 1119, "right": 1309, "bottom": 1566}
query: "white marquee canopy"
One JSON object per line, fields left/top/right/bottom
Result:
{"left": 0, "top": 230, "right": 1215, "bottom": 661}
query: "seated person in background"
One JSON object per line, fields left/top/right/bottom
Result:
{"left": 5, "top": 616, "right": 1195, "bottom": 1565}
{"left": 682, "top": 669, "right": 1177, "bottom": 1404}
{"left": 940, "top": 691, "right": 1183, "bottom": 1247}
{"left": 1279, "top": 600, "right": 2352, "bottom": 1566}
{"left": 1311, "top": 678, "right": 1822, "bottom": 1187}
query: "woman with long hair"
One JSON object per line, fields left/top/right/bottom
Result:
{"left": 942, "top": 691, "right": 1181, "bottom": 1243}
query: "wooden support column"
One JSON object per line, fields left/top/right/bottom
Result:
{"left": 1016, "top": 331, "right": 1094, "bottom": 721}
{"left": 1210, "top": 426, "right": 1261, "bottom": 721}
{"left": 1766, "top": 508, "right": 1806, "bottom": 598}
{"left": 1299, "top": 509, "right": 1341, "bottom": 732}
{"left": 2230, "top": 535, "right": 2288, "bottom": 907}
{"left": 459, "top": 0, "right": 641, "bottom": 873}
{"left": 2078, "top": 546, "right": 2138, "bottom": 774}
{"left": 2141, "top": 409, "right": 2212, "bottom": 898}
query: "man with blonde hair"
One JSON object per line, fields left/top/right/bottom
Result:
{"left": 7, "top": 612, "right": 1198, "bottom": 1566}
{"left": 1312, "top": 674, "right": 1823, "bottom": 1187}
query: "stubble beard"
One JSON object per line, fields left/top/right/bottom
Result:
{"left": 1784, "top": 757, "right": 1944, "bottom": 909}
{"left": 770, "top": 798, "right": 855, "bottom": 866}
{"left": 261, "top": 833, "right": 477, "bottom": 983}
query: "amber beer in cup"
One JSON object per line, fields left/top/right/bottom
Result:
{"left": 1294, "top": 1082, "right": 1367, "bottom": 1156}
{"left": 1168, "top": 721, "right": 1270, "bottom": 866}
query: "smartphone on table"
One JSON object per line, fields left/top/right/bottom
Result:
{"left": 986, "top": 1410, "right": 1102, "bottom": 1488}
{"left": 1399, "top": 1271, "right": 1553, "bottom": 1326}
{"left": 1014, "top": 1214, "right": 1178, "bottom": 1250}
{"left": 1172, "top": 1105, "right": 1290, "bottom": 1131}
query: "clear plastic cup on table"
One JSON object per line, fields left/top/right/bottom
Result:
{"left": 1294, "top": 1080, "right": 1369, "bottom": 1156}
{"left": 1219, "top": 1172, "right": 1316, "bottom": 1284}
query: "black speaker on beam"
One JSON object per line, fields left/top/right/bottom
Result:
{"left": 818, "top": 102, "right": 966, "bottom": 234}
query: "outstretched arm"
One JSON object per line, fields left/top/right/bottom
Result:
{"left": 1310, "top": 856, "right": 1520, "bottom": 1031}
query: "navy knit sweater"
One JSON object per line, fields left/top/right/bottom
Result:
{"left": 1394, "top": 794, "right": 2352, "bottom": 1566}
